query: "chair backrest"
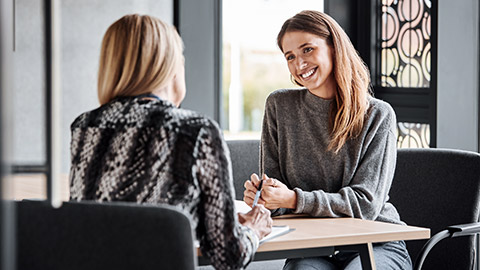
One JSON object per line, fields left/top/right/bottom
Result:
{"left": 16, "top": 200, "right": 197, "bottom": 270}
{"left": 389, "top": 148, "right": 480, "bottom": 270}
{"left": 226, "top": 140, "right": 260, "bottom": 199}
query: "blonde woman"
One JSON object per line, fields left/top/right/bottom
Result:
{"left": 69, "top": 14, "right": 272, "bottom": 270}
{"left": 243, "top": 11, "right": 412, "bottom": 269}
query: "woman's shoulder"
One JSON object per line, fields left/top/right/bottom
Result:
{"left": 368, "top": 97, "right": 395, "bottom": 117}
{"left": 70, "top": 107, "right": 101, "bottom": 129}
{"left": 148, "top": 104, "right": 224, "bottom": 145}
{"left": 165, "top": 107, "right": 226, "bottom": 153}
{"left": 166, "top": 106, "right": 220, "bottom": 132}
{"left": 366, "top": 96, "right": 397, "bottom": 131}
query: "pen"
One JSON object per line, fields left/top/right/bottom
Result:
{"left": 252, "top": 179, "right": 264, "bottom": 208}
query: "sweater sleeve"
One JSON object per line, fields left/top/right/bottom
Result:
{"left": 292, "top": 111, "right": 398, "bottom": 220}
{"left": 260, "top": 94, "right": 293, "bottom": 216}
{"left": 194, "top": 121, "right": 258, "bottom": 270}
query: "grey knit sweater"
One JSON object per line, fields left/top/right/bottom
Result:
{"left": 261, "top": 88, "right": 403, "bottom": 225}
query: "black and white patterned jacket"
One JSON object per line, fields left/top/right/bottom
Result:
{"left": 69, "top": 95, "right": 257, "bottom": 270}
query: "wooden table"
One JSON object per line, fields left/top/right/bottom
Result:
{"left": 198, "top": 217, "right": 430, "bottom": 270}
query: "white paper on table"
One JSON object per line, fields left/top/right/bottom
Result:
{"left": 260, "top": 225, "right": 291, "bottom": 244}
{"left": 234, "top": 200, "right": 252, "bottom": 214}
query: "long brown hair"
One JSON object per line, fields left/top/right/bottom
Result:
{"left": 97, "top": 14, "right": 184, "bottom": 105}
{"left": 277, "top": 10, "right": 371, "bottom": 153}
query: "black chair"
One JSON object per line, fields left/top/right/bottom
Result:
{"left": 389, "top": 148, "right": 480, "bottom": 270}
{"left": 227, "top": 139, "right": 261, "bottom": 200}
{"left": 16, "top": 200, "right": 197, "bottom": 270}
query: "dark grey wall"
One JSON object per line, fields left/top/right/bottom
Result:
{"left": 437, "top": 0, "right": 479, "bottom": 151}
{"left": 178, "top": 0, "right": 220, "bottom": 121}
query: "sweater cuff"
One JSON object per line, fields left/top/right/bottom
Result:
{"left": 292, "top": 187, "right": 316, "bottom": 214}
{"left": 292, "top": 187, "right": 305, "bottom": 214}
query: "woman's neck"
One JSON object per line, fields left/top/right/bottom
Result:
{"left": 151, "top": 83, "right": 179, "bottom": 107}
{"left": 308, "top": 86, "right": 336, "bottom": 100}
{"left": 307, "top": 73, "right": 337, "bottom": 100}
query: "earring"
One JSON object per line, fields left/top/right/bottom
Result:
{"left": 290, "top": 74, "right": 304, "bottom": 87}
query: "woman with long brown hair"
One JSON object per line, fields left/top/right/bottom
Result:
{"left": 244, "top": 10, "right": 412, "bottom": 269}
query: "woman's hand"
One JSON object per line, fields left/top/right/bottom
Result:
{"left": 238, "top": 204, "right": 273, "bottom": 240}
{"left": 243, "top": 174, "right": 297, "bottom": 210}
{"left": 243, "top": 173, "right": 267, "bottom": 207}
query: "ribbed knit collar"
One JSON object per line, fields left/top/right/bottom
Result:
{"left": 303, "top": 88, "right": 333, "bottom": 114}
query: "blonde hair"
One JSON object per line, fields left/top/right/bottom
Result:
{"left": 277, "top": 10, "right": 371, "bottom": 153}
{"left": 97, "top": 14, "right": 184, "bottom": 105}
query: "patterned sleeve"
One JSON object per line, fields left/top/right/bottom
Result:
{"left": 193, "top": 120, "right": 258, "bottom": 270}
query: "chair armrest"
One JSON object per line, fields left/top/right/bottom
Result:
{"left": 448, "top": 222, "right": 480, "bottom": 237}
{"left": 414, "top": 222, "right": 480, "bottom": 270}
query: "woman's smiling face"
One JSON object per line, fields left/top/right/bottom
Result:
{"left": 281, "top": 31, "right": 337, "bottom": 99}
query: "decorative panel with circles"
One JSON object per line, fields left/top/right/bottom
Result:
{"left": 395, "top": 122, "right": 430, "bottom": 148}
{"left": 380, "top": 0, "right": 431, "bottom": 88}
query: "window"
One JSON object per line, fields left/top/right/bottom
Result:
{"left": 222, "top": 0, "right": 324, "bottom": 139}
